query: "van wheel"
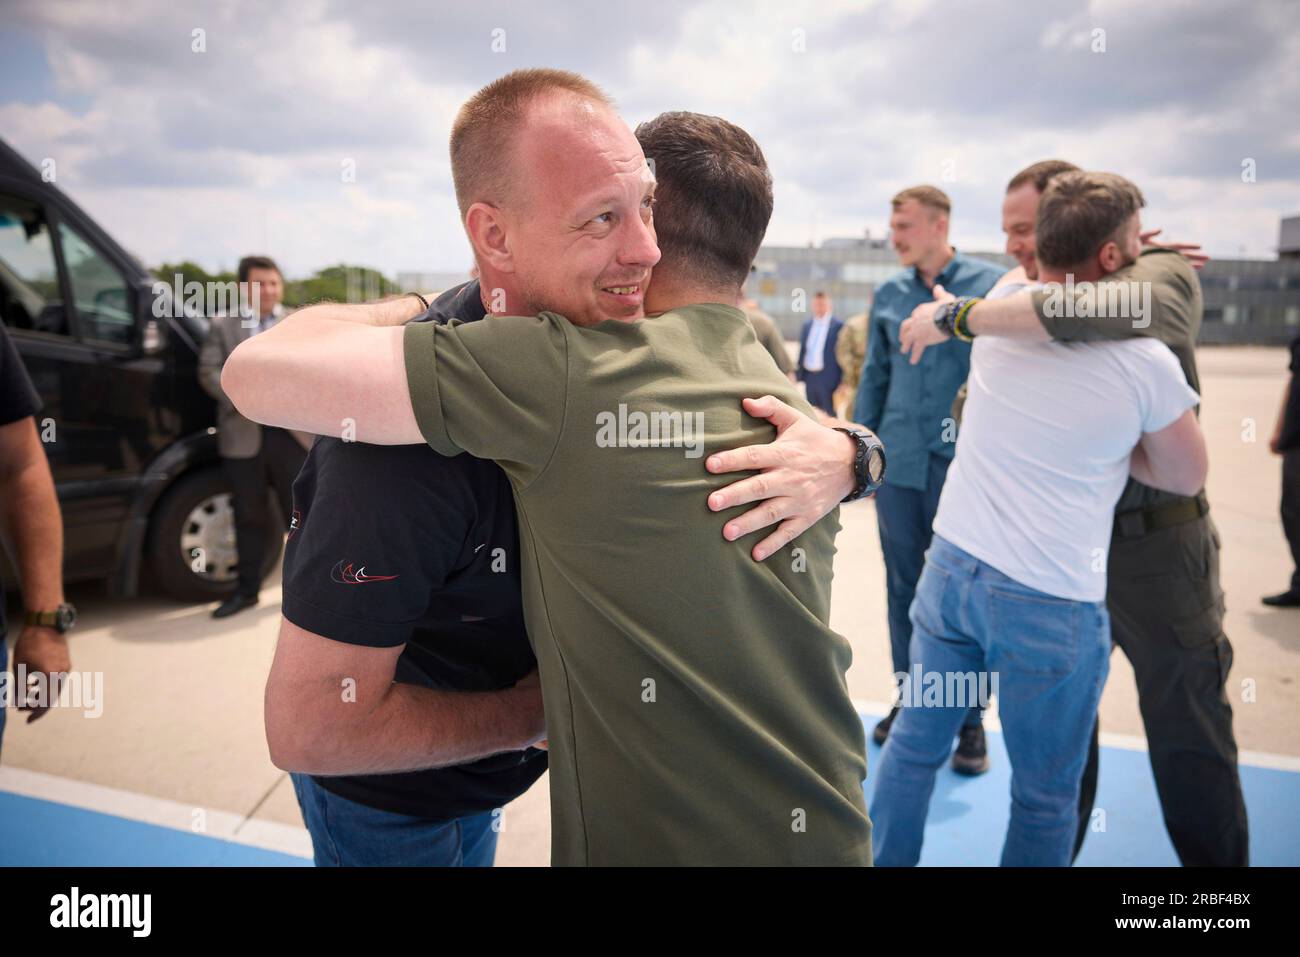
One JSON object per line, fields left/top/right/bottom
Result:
{"left": 146, "top": 468, "right": 284, "bottom": 603}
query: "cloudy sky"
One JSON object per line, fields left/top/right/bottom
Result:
{"left": 2, "top": 0, "right": 1297, "bottom": 277}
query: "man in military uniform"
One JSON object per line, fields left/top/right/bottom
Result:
{"left": 740, "top": 285, "right": 795, "bottom": 380}
{"left": 835, "top": 310, "right": 868, "bottom": 419}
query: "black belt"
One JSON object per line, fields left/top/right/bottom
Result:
{"left": 1113, "top": 492, "right": 1209, "bottom": 540}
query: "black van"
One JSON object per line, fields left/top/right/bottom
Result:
{"left": 0, "top": 138, "right": 283, "bottom": 602}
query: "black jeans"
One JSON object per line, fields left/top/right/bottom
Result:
{"left": 1075, "top": 514, "right": 1248, "bottom": 866}
{"left": 223, "top": 427, "right": 307, "bottom": 598}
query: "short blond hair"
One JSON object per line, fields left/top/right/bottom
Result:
{"left": 890, "top": 185, "right": 951, "bottom": 217}
{"left": 449, "top": 68, "right": 614, "bottom": 217}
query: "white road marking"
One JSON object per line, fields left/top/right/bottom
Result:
{"left": 0, "top": 766, "right": 312, "bottom": 859}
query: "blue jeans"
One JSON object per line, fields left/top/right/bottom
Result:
{"left": 870, "top": 535, "right": 1111, "bottom": 866}
{"left": 875, "top": 453, "right": 980, "bottom": 730}
{"left": 290, "top": 772, "right": 499, "bottom": 867}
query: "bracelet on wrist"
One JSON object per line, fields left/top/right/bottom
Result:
{"left": 953, "top": 297, "right": 981, "bottom": 342}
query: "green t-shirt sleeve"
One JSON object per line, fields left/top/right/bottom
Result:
{"left": 402, "top": 313, "right": 569, "bottom": 486}
{"left": 1031, "top": 247, "right": 1197, "bottom": 349}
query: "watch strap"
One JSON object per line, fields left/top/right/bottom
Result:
{"left": 24, "top": 603, "right": 74, "bottom": 632}
{"left": 834, "top": 427, "right": 874, "bottom": 502}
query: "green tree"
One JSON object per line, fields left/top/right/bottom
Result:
{"left": 285, "top": 264, "right": 399, "bottom": 307}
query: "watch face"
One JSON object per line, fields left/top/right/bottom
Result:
{"left": 57, "top": 604, "right": 77, "bottom": 631}
{"left": 867, "top": 446, "right": 886, "bottom": 484}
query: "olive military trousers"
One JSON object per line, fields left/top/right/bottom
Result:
{"left": 1075, "top": 512, "right": 1249, "bottom": 866}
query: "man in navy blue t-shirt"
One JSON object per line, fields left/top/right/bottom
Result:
{"left": 267, "top": 281, "right": 548, "bottom": 866}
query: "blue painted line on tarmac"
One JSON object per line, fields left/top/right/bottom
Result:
{"left": 863, "top": 713, "right": 1300, "bottom": 866}
{"left": 0, "top": 791, "right": 311, "bottom": 867}
{"left": 1, "top": 716, "right": 1296, "bottom": 866}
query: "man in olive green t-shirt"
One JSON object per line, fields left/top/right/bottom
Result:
{"left": 404, "top": 301, "right": 869, "bottom": 865}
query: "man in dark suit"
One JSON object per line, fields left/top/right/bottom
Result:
{"left": 796, "top": 291, "right": 843, "bottom": 415}
{"left": 198, "top": 255, "right": 310, "bottom": 618}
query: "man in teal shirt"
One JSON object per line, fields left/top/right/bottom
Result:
{"left": 854, "top": 186, "right": 1002, "bottom": 770}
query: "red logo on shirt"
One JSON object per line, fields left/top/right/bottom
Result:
{"left": 330, "top": 560, "right": 399, "bottom": 584}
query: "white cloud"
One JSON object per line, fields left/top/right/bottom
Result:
{"left": 1, "top": 0, "right": 1295, "bottom": 273}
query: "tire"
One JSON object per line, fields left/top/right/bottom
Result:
{"left": 145, "top": 467, "right": 285, "bottom": 603}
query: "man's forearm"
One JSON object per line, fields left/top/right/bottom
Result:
{"left": 1130, "top": 410, "right": 1207, "bottom": 497}
{"left": 1129, "top": 442, "right": 1203, "bottom": 497}
{"left": 965, "top": 291, "right": 1051, "bottom": 341}
{"left": 243, "top": 296, "right": 423, "bottom": 367}
{"left": 276, "top": 295, "right": 423, "bottom": 331}
{"left": 281, "top": 681, "right": 541, "bottom": 776}
{"left": 221, "top": 298, "right": 422, "bottom": 443}
{"left": 1, "top": 454, "right": 64, "bottom": 611}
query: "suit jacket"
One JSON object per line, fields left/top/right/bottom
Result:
{"left": 796, "top": 315, "right": 844, "bottom": 387}
{"left": 198, "top": 310, "right": 312, "bottom": 458}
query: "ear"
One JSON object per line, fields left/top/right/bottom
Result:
{"left": 1097, "top": 240, "right": 1122, "bottom": 273}
{"left": 464, "top": 202, "right": 516, "bottom": 275}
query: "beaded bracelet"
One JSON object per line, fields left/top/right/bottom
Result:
{"left": 953, "top": 297, "right": 981, "bottom": 342}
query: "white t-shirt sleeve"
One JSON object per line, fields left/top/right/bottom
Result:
{"left": 1130, "top": 340, "right": 1200, "bottom": 433}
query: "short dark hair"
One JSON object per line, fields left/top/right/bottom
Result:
{"left": 1036, "top": 171, "right": 1146, "bottom": 269}
{"left": 1007, "top": 159, "right": 1080, "bottom": 195}
{"left": 238, "top": 255, "right": 281, "bottom": 283}
{"left": 634, "top": 111, "right": 773, "bottom": 289}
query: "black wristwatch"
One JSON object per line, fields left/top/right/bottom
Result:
{"left": 25, "top": 602, "right": 77, "bottom": 634}
{"left": 834, "top": 428, "right": 886, "bottom": 501}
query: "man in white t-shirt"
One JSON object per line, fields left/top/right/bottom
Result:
{"left": 869, "top": 171, "right": 1208, "bottom": 866}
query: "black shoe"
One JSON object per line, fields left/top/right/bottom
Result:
{"left": 212, "top": 593, "right": 259, "bottom": 619}
{"left": 952, "top": 724, "right": 990, "bottom": 776}
{"left": 873, "top": 705, "right": 901, "bottom": 746}
{"left": 1262, "top": 590, "right": 1300, "bottom": 608}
